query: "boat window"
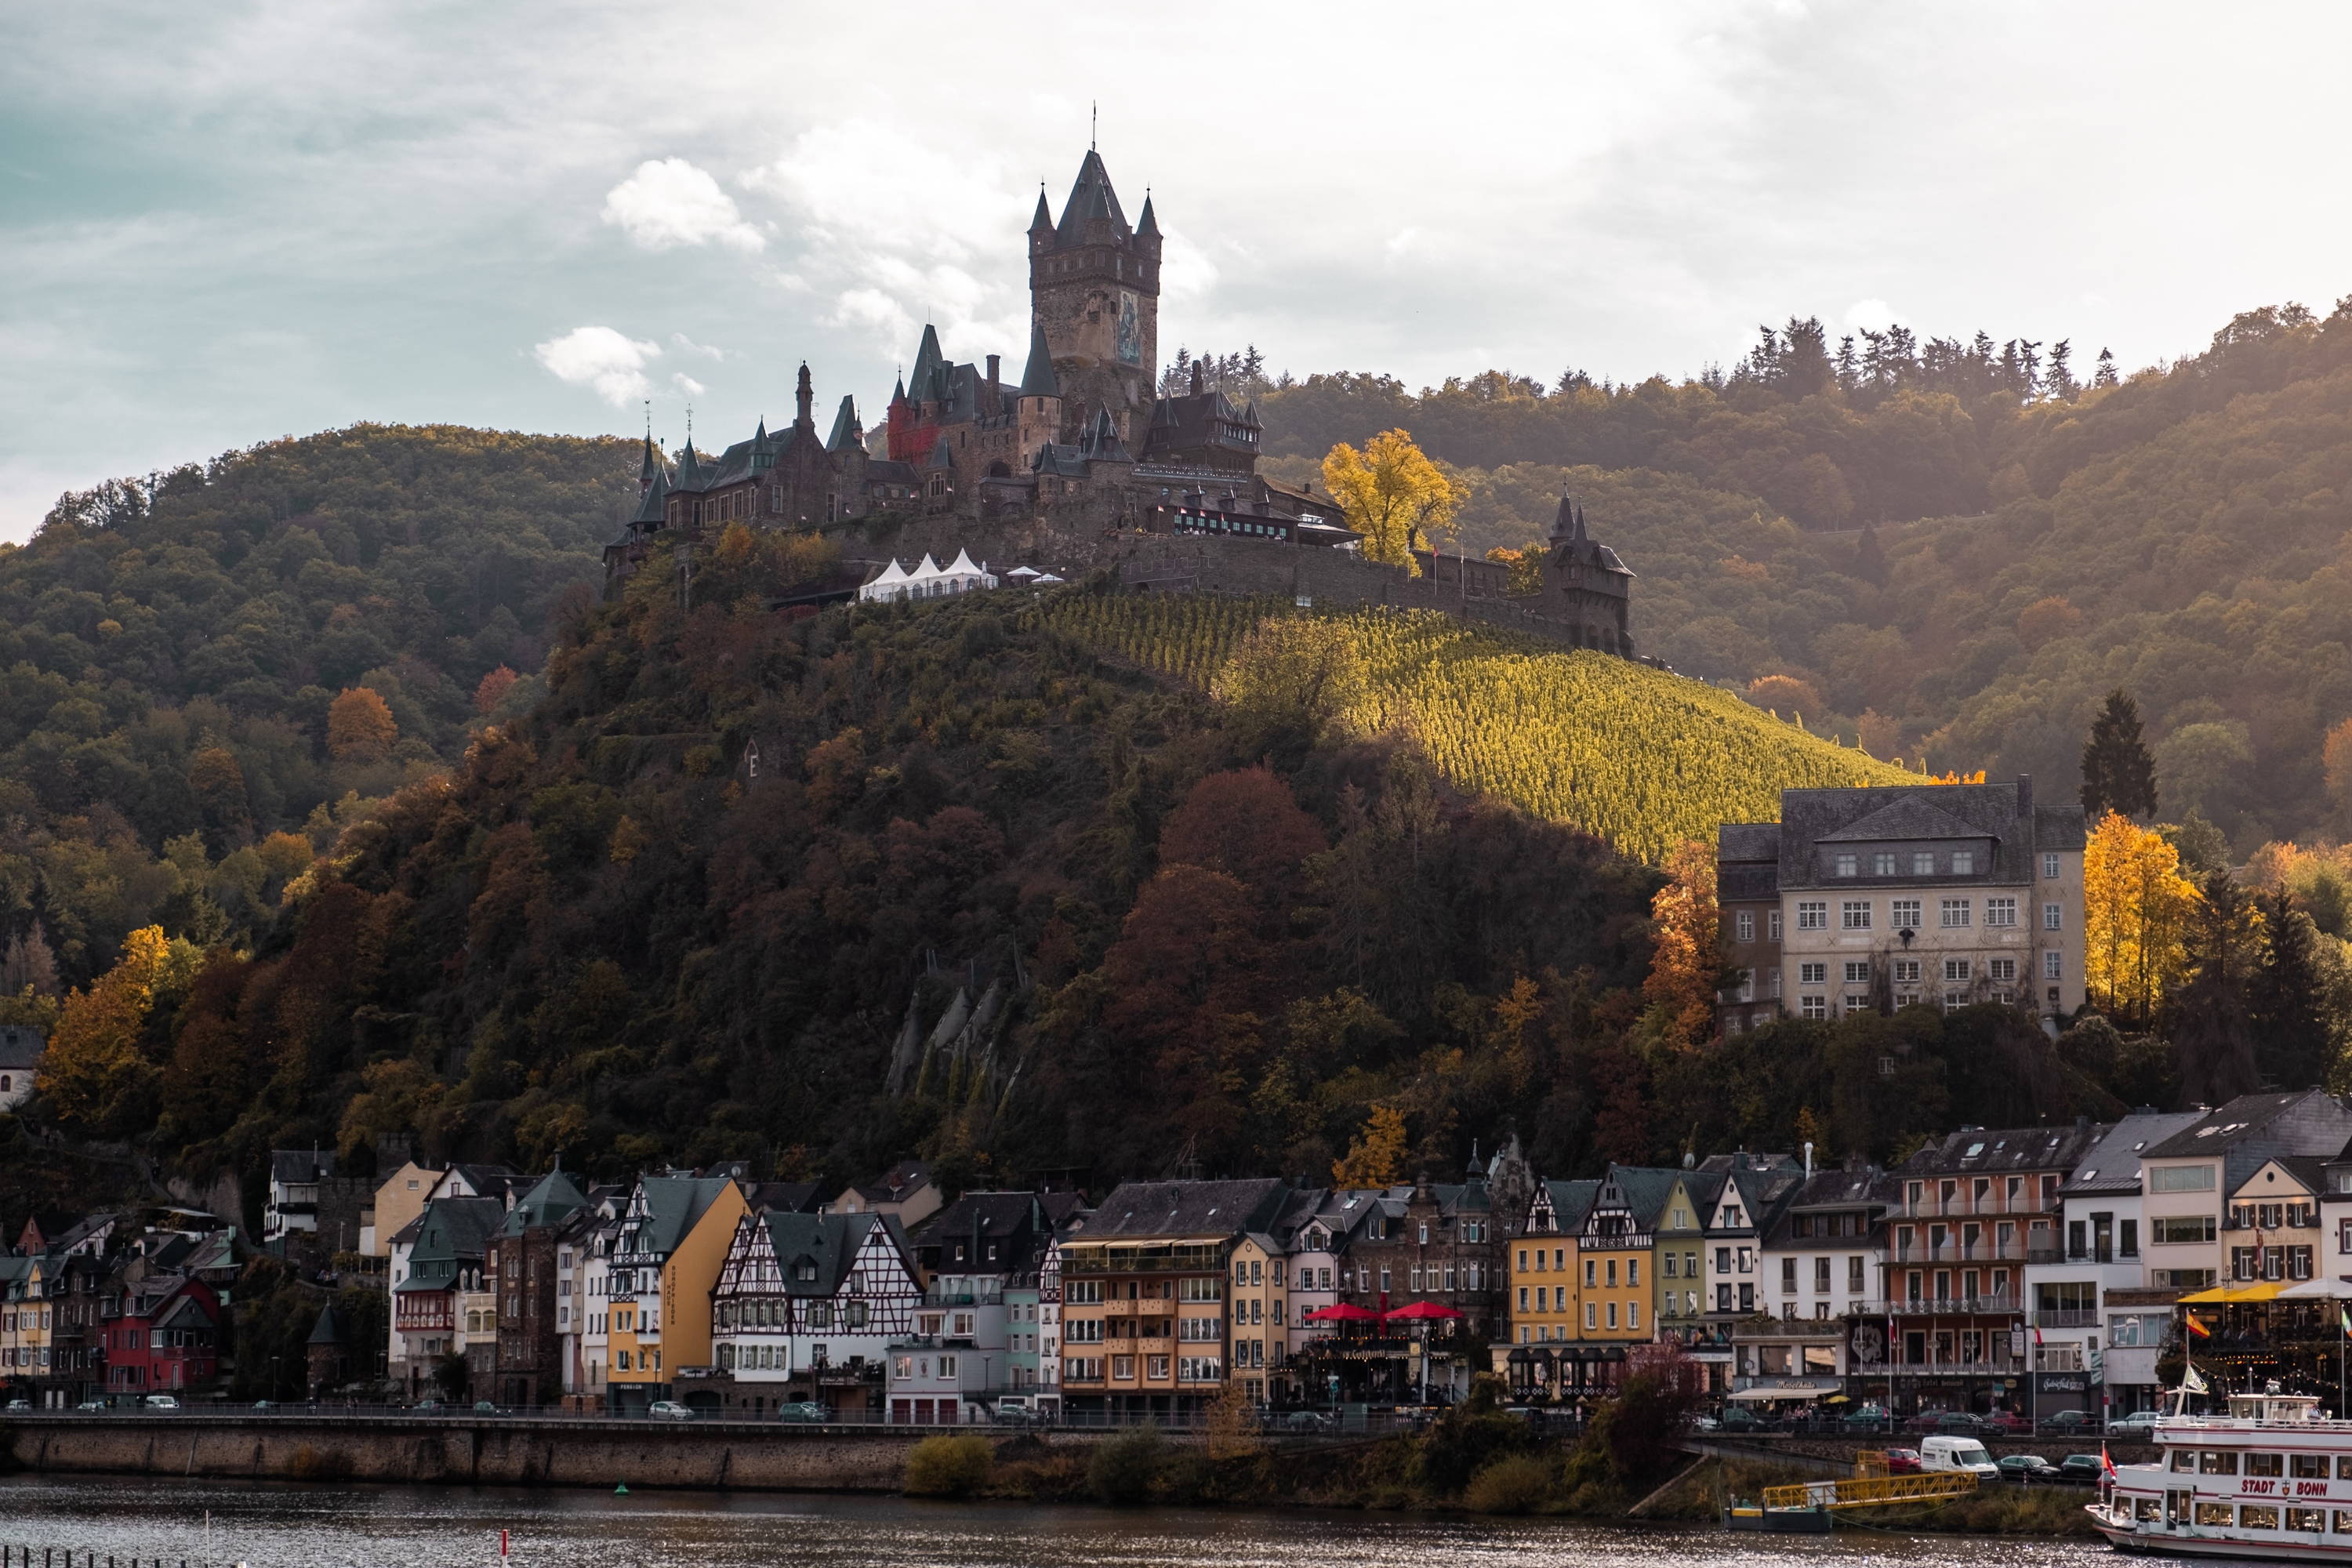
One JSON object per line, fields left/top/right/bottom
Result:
{"left": 2197, "top": 1503, "right": 2236, "bottom": 1526}
{"left": 2339, "top": 1457, "right": 2352, "bottom": 1480}
{"left": 2294, "top": 1455, "right": 2330, "bottom": 1479}
{"left": 2133, "top": 1497, "right": 2160, "bottom": 1522}
{"left": 2169, "top": 1450, "right": 2198, "bottom": 1472}
{"left": 2289, "top": 1508, "right": 2327, "bottom": 1532}
{"left": 2240, "top": 1505, "right": 2280, "bottom": 1530}
{"left": 2335, "top": 1510, "right": 2352, "bottom": 1533}
{"left": 2201, "top": 1450, "right": 2240, "bottom": 1475}
{"left": 2247, "top": 1453, "right": 2285, "bottom": 1477}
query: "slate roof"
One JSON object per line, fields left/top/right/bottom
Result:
{"left": 630, "top": 465, "right": 670, "bottom": 527}
{"left": 1899, "top": 1122, "right": 2107, "bottom": 1180}
{"left": 1017, "top": 320, "right": 1059, "bottom": 398}
{"left": 308, "top": 1304, "right": 345, "bottom": 1345}
{"left": 2060, "top": 1111, "right": 2205, "bottom": 1196}
{"left": 2146, "top": 1093, "right": 2335, "bottom": 1159}
{"left": 397, "top": 1196, "right": 506, "bottom": 1290}
{"left": 826, "top": 395, "right": 861, "bottom": 452}
{"left": 0, "top": 1024, "right": 44, "bottom": 1069}
{"left": 1054, "top": 149, "right": 1131, "bottom": 245}
{"left": 1759, "top": 1167, "right": 1897, "bottom": 1247}
{"left": 759, "top": 1210, "right": 903, "bottom": 1298}
{"left": 626, "top": 1175, "right": 738, "bottom": 1258}
{"left": 500, "top": 1169, "right": 589, "bottom": 1236}
{"left": 1775, "top": 780, "right": 2084, "bottom": 889}
{"left": 1084, "top": 1178, "right": 1291, "bottom": 1240}
{"left": 1817, "top": 796, "right": 1990, "bottom": 844}
{"left": 270, "top": 1150, "right": 336, "bottom": 1185}
{"left": 1541, "top": 1178, "right": 1602, "bottom": 1232}
{"left": 746, "top": 1180, "right": 824, "bottom": 1215}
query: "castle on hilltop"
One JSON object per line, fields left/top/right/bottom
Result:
{"left": 600, "top": 145, "right": 1639, "bottom": 659}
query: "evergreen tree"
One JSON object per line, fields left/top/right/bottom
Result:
{"left": 2045, "top": 339, "right": 2077, "bottom": 400}
{"left": 1780, "top": 317, "right": 1836, "bottom": 399}
{"left": 2093, "top": 347, "right": 2119, "bottom": 388}
{"left": 1835, "top": 334, "right": 1859, "bottom": 393}
{"left": 2082, "top": 689, "right": 2158, "bottom": 820}
{"left": 2249, "top": 891, "right": 2336, "bottom": 1091}
{"left": 1852, "top": 524, "right": 1889, "bottom": 587}
{"left": 2169, "top": 870, "right": 2261, "bottom": 1105}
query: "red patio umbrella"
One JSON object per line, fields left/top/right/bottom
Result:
{"left": 1384, "top": 1300, "right": 1465, "bottom": 1321}
{"left": 1303, "top": 1302, "right": 1381, "bottom": 1322}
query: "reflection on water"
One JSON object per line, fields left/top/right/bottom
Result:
{"left": 0, "top": 1476, "right": 2111, "bottom": 1568}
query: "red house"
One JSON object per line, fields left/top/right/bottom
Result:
{"left": 103, "top": 1276, "right": 221, "bottom": 1395}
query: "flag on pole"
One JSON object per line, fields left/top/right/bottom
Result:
{"left": 2182, "top": 1362, "right": 2209, "bottom": 1395}
{"left": 2186, "top": 1314, "right": 2212, "bottom": 1340}
{"left": 2103, "top": 1445, "right": 2118, "bottom": 1481}
{"left": 2339, "top": 1305, "right": 2350, "bottom": 1338}
{"left": 2033, "top": 1326, "right": 2045, "bottom": 1347}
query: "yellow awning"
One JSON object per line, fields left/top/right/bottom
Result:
{"left": 2178, "top": 1282, "right": 2294, "bottom": 1304}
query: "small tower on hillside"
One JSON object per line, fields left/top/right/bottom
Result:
{"left": 1011, "top": 319, "right": 1064, "bottom": 470}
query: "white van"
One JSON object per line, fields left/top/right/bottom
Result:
{"left": 1919, "top": 1435, "right": 1998, "bottom": 1475}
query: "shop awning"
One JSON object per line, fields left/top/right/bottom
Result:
{"left": 1303, "top": 1303, "right": 1381, "bottom": 1323}
{"left": 2179, "top": 1282, "right": 2297, "bottom": 1304}
{"left": 1726, "top": 1381, "right": 1841, "bottom": 1402}
{"left": 1385, "top": 1300, "right": 1465, "bottom": 1321}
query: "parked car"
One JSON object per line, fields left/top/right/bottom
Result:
{"left": 1906, "top": 1410, "right": 1954, "bottom": 1433}
{"left": 473, "top": 1400, "right": 499, "bottom": 1415}
{"left": 2057, "top": 1454, "right": 2106, "bottom": 1484}
{"left": 2039, "top": 1410, "right": 2101, "bottom": 1434}
{"left": 1274, "top": 1410, "right": 1335, "bottom": 1434}
{"left": 142, "top": 1395, "right": 180, "bottom": 1411}
{"left": 4, "top": 1399, "right": 28, "bottom": 1413}
{"left": 74, "top": 1399, "right": 106, "bottom": 1413}
{"left": 1997, "top": 1454, "right": 2061, "bottom": 1483}
{"left": 1977, "top": 1410, "right": 2031, "bottom": 1435}
{"left": 1935, "top": 1413, "right": 1997, "bottom": 1437}
{"left": 1840, "top": 1404, "right": 1893, "bottom": 1432}
{"left": 1691, "top": 1413, "right": 1720, "bottom": 1432}
{"left": 1719, "top": 1406, "right": 1778, "bottom": 1432}
{"left": 252, "top": 1400, "right": 276, "bottom": 1413}
{"left": 647, "top": 1400, "right": 695, "bottom": 1422}
{"left": 1882, "top": 1448, "right": 1924, "bottom": 1475}
{"left": 411, "top": 1399, "right": 445, "bottom": 1414}
{"left": 774, "top": 1402, "right": 827, "bottom": 1424}
{"left": 2108, "top": 1410, "right": 2162, "bottom": 1439}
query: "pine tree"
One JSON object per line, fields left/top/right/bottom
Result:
{"left": 2045, "top": 339, "right": 2076, "bottom": 400}
{"left": 2249, "top": 891, "right": 2334, "bottom": 1091}
{"left": 2082, "top": 689, "right": 2158, "bottom": 819}
{"left": 1853, "top": 524, "right": 1889, "bottom": 587}
{"left": 2169, "top": 871, "right": 2261, "bottom": 1105}
{"left": 1835, "top": 334, "right": 1859, "bottom": 393}
{"left": 2093, "top": 347, "right": 2119, "bottom": 389}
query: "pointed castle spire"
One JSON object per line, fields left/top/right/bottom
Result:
{"left": 1018, "top": 319, "right": 1060, "bottom": 399}
{"left": 795, "top": 362, "right": 815, "bottom": 426}
{"left": 826, "top": 394, "right": 861, "bottom": 452}
{"left": 1136, "top": 190, "right": 1159, "bottom": 238}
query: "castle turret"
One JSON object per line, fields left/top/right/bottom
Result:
{"left": 1029, "top": 147, "right": 1158, "bottom": 447}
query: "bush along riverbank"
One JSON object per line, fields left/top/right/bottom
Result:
{"left": 898, "top": 1369, "right": 2099, "bottom": 1536}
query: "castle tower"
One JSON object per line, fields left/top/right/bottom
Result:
{"left": 1011, "top": 318, "right": 1063, "bottom": 470}
{"left": 1028, "top": 150, "right": 1160, "bottom": 446}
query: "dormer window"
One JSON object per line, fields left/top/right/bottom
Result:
{"left": 1952, "top": 851, "right": 1976, "bottom": 875}
{"left": 1834, "top": 854, "right": 1859, "bottom": 877}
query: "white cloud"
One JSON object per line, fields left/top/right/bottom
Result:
{"left": 670, "top": 372, "right": 706, "bottom": 397}
{"left": 1842, "top": 298, "right": 1906, "bottom": 332}
{"left": 601, "top": 158, "right": 765, "bottom": 253}
{"left": 533, "top": 325, "right": 660, "bottom": 406}
{"left": 670, "top": 333, "right": 728, "bottom": 360}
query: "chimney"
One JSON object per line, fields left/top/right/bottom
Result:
{"left": 986, "top": 354, "right": 1000, "bottom": 390}
{"left": 2016, "top": 773, "right": 2034, "bottom": 817}
{"left": 1803, "top": 1142, "right": 1814, "bottom": 1178}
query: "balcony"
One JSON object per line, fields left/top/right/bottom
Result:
{"left": 924, "top": 1286, "right": 1005, "bottom": 1306}
{"left": 1896, "top": 1196, "right": 2049, "bottom": 1221}
{"left": 1892, "top": 1241, "right": 2029, "bottom": 1265}
{"left": 2033, "top": 1308, "right": 2100, "bottom": 1327}
{"left": 1888, "top": 1296, "right": 2019, "bottom": 1316}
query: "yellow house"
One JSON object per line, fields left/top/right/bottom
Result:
{"left": 605, "top": 1174, "right": 746, "bottom": 1412}
{"left": 1506, "top": 1179, "right": 1598, "bottom": 1347}
{"left": 1575, "top": 1167, "right": 1667, "bottom": 1345}
{"left": 369, "top": 1160, "right": 442, "bottom": 1258}
{"left": 0, "top": 1257, "right": 48, "bottom": 1391}
{"left": 1227, "top": 1232, "right": 1291, "bottom": 1405}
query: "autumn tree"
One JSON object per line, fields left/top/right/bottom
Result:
{"left": 1746, "top": 674, "right": 1824, "bottom": 720}
{"left": 1332, "top": 1103, "right": 1409, "bottom": 1187}
{"left": 2325, "top": 717, "right": 2352, "bottom": 820}
{"left": 1319, "top": 429, "right": 1465, "bottom": 571}
{"left": 327, "top": 686, "right": 399, "bottom": 761}
{"left": 2084, "top": 811, "right": 2200, "bottom": 1023}
{"left": 39, "top": 924, "right": 192, "bottom": 1132}
{"left": 2082, "top": 689, "right": 2157, "bottom": 820}
{"left": 1644, "top": 839, "right": 1722, "bottom": 1047}
{"left": 474, "top": 665, "right": 520, "bottom": 714}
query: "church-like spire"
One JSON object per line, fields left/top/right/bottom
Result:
{"left": 1029, "top": 184, "right": 1054, "bottom": 236}
{"left": 674, "top": 438, "right": 702, "bottom": 489}
{"left": 826, "top": 394, "right": 861, "bottom": 452}
{"left": 1549, "top": 492, "right": 1577, "bottom": 544}
{"left": 632, "top": 463, "right": 670, "bottom": 526}
{"left": 795, "top": 362, "right": 815, "bottom": 426}
{"left": 1136, "top": 191, "right": 1159, "bottom": 238}
{"left": 638, "top": 429, "right": 660, "bottom": 490}
{"left": 909, "top": 324, "right": 946, "bottom": 403}
{"left": 1054, "top": 148, "right": 1129, "bottom": 245}
{"left": 1017, "top": 319, "right": 1059, "bottom": 398}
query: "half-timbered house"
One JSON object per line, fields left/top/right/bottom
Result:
{"left": 708, "top": 1210, "right": 918, "bottom": 1417}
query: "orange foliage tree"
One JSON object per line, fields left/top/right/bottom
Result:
{"left": 1643, "top": 839, "right": 1721, "bottom": 1047}
{"left": 327, "top": 687, "right": 398, "bottom": 761}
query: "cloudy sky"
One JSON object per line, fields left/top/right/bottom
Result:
{"left": 5, "top": 0, "right": 2348, "bottom": 540}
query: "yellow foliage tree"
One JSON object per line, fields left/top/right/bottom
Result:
{"left": 2083, "top": 811, "right": 2201, "bottom": 1022}
{"left": 1320, "top": 430, "right": 1465, "bottom": 572}
{"left": 1644, "top": 839, "right": 1721, "bottom": 1046}
{"left": 327, "top": 686, "right": 398, "bottom": 761}
{"left": 1332, "top": 1103, "right": 1410, "bottom": 1188}
{"left": 38, "top": 925, "right": 172, "bottom": 1129}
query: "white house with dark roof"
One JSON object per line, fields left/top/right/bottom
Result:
{"left": 0, "top": 1023, "right": 44, "bottom": 1110}
{"left": 2020, "top": 1109, "right": 2201, "bottom": 1418}
{"left": 1716, "top": 776, "right": 2085, "bottom": 1035}
{"left": 709, "top": 1210, "right": 918, "bottom": 1418}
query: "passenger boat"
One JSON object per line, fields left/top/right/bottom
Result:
{"left": 2094, "top": 1387, "right": 2352, "bottom": 1560}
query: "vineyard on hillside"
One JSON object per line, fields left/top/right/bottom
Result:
{"left": 1036, "top": 592, "right": 1918, "bottom": 862}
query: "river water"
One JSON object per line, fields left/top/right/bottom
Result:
{"left": 0, "top": 1477, "right": 2111, "bottom": 1568}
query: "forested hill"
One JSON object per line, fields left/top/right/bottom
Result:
{"left": 0, "top": 426, "right": 637, "bottom": 988}
{"left": 1248, "top": 299, "right": 2352, "bottom": 853}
